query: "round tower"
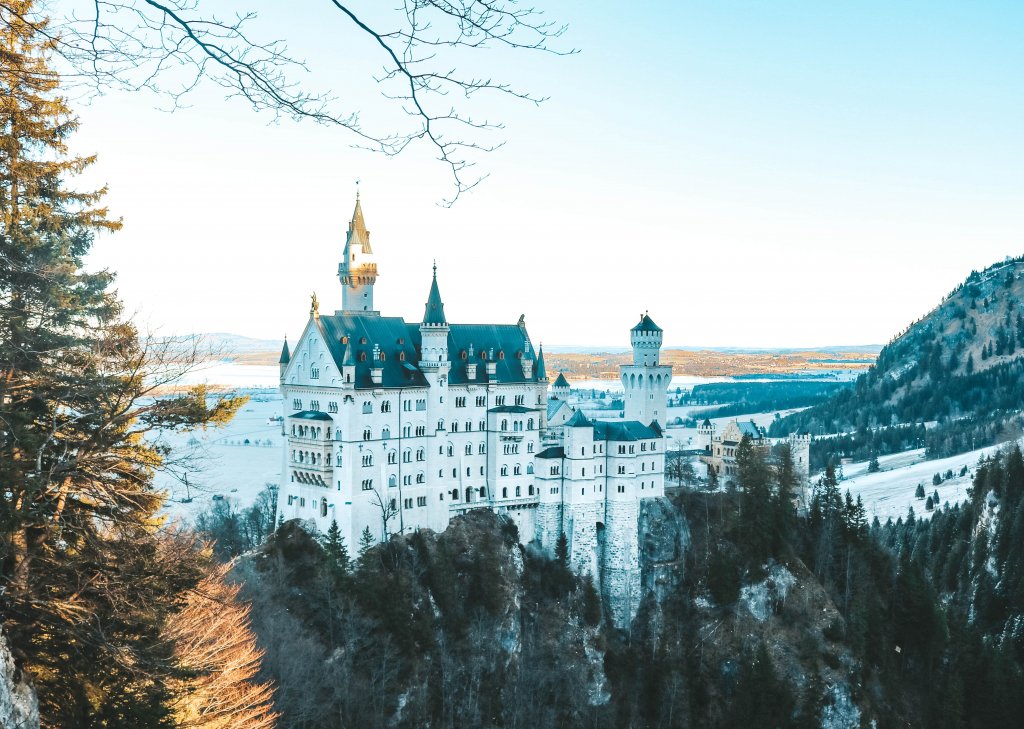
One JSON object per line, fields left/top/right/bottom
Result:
{"left": 620, "top": 312, "right": 672, "bottom": 427}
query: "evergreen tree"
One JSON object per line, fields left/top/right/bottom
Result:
{"left": 356, "top": 525, "right": 376, "bottom": 568}
{"left": 323, "top": 518, "right": 352, "bottom": 576}
{"left": 868, "top": 453, "right": 881, "bottom": 473}
{"left": 916, "top": 483, "right": 927, "bottom": 499}
{"left": 0, "top": 4, "right": 244, "bottom": 724}
{"left": 555, "top": 530, "right": 570, "bottom": 567}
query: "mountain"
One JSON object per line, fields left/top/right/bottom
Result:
{"left": 771, "top": 256, "right": 1024, "bottom": 461}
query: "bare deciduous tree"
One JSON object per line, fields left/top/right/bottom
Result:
{"left": 5, "top": 0, "right": 574, "bottom": 203}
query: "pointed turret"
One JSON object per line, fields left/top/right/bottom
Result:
{"left": 420, "top": 263, "right": 450, "bottom": 373}
{"left": 338, "top": 191, "right": 379, "bottom": 313}
{"left": 553, "top": 373, "right": 570, "bottom": 389}
{"left": 279, "top": 336, "right": 290, "bottom": 381}
{"left": 423, "top": 263, "right": 447, "bottom": 325}
{"left": 536, "top": 345, "right": 547, "bottom": 381}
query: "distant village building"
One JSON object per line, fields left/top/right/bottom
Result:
{"left": 277, "top": 195, "right": 670, "bottom": 626}
{"left": 699, "top": 418, "right": 811, "bottom": 498}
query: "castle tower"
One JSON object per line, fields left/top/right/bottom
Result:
{"left": 788, "top": 432, "right": 812, "bottom": 508}
{"left": 697, "top": 418, "right": 715, "bottom": 454}
{"left": 551, "top": 372, "right": 570, "bottom": 400}
{"left": 620, "top": 313, "right": 672, "bottom": 426}
{"left": 338, "top": 193, "right": 378, "bottom": 313}
{"left": 419, "top": 264, "right": 450, "bottom": 375}
{"left": 278, "top": 336, "right": 290, "bottom": 382}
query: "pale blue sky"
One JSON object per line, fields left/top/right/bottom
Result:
{"left": 76, "top": 1, "right": 1024, "bottom": 348}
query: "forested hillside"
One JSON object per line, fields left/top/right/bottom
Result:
{"left": 771, "top": 257, "right": 1024, "bottom": 460}
{"left": 220, "top": 439, "right": 1024, "bottom": 728}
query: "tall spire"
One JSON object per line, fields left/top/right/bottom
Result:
{"left": 348, "top": 193, "right": 371, "bottom": 254}
{"left": 279, "top": 336, "right": 290, "bottom": 364}
{"left": 536, "top": 344, "right": 547, "bottom": 381}
{"left": 338, "top": 190, "right": 378, "bottom": 312}
{"left": 423, "top": 263, "right": 447, "bottom": 325}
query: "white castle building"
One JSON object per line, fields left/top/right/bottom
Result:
{"left": 278, "top": 196, "right": 669, "bottom": 626}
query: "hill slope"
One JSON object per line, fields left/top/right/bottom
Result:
{"left": 771, "top": 256, "right": 1024, "bottom": 459}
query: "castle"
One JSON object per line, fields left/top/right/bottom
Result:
{"left": 278, "top": 196, "right": 669, "bottom": 626}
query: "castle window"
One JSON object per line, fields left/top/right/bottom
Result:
{"left": 476, "top": 396, "right": 486, "bottom": 407}
{"left": 479, "top": 487, "right": 486, "bottom": 498}
{"left": 381, "top": 400, "right": 391, "bottom": 413}
{"left": 363, "top": 428, "right": 371, "bottom": 441}
{"left": 292, "top": 399, "right": 302, "bottom": 410}
{"left": 501, "top": 465, "right": 508, "bottom": 476}
{"left": 465, "top": 443, "right": 472, "bottom": 455}
{"left": 328, "top": 401, "right": 338, "bottom": 413}
{"left": 618, "top": 485, "right": 625, "bottom": 493}
{"left": 416, "top": 473, "right": 425, "bottom": 484}
{"left": 360, "top": 337, "right": 367, "bottom": 344}
{"left": 465, "top": 420, "right": 472, "bottom": 431}
{"left": 479, "top": 420, "right": 486, "bottom": 431}
{"left": 618, "top": 466, "right": 626, "bottom": 475}
{"left": 404, "top": 498, "right": 413, "bottom": 509}
{"left": 381, "top": 427, "right": 390, "bottom": 439}
{"left": 498, "top": 351, "right": 505, "bottom": 360}
{"left": 478, "top": 442, "right": 486, "bottom": 454}
{"left": 447, "top": 445, "right": 454, "bottom": 457}
{"left": 417, "top": 496, "right": 427, "bottom": 507}
{"left": 451, "top": 421, "right": 459, "bottom": 433}
{"left": 417, "top": 448, "right": 425, "bottom": 461}
{"left": 502, "top": 487, "right": 508, "bottom": 498}
{"left": 341, "top": 336, "right": 349, "bottom": 345}
{"left": 362, "top": 401, "right": 372, "bottom": 414}
{"left": 379, "top": 352, "right": 386, "bottom": 361}
{"left": 389, "top": 475, "right": 397, "bottom": 487}
{"left": 310, "top": 366, "right": 320, "bottom": 379}
{"left": 415, "top": 426, "right": 426, "bottom": 437}
{"left": 399, "top": 351, "right": 406, "bottom": 361}
{"left": 581, "top": 467, "right": 585, "bottom": 476}
{"left": 495, "top": 396, "right": 505, "bottom": 406}
{"left": 456, "top": 396, "right": 466, "bottom": 408}
{"left": 528, "top": 442, "right": 534, "bottom": 454}
{"left": 362, "top": 454, "right": 374, "bottom": 467}
{"left": 403, "top": 425, "right": 412, "bottom": 438}
{"left": 514, "top": 464, "right": 521, "bottom": 475}
{"left": 641, "top": 442, "right": 647, "bottom": 452}
{"left": 527, "top": 463, "right": 534, "bottom": 474}
{"left": 452, "top": 489, "right": 459, "bottom": 500}
{"left": 527, "top": 418, "right": 534, "bottom": 430}
{"left": 361, "top": 479, "right": 373, "bottom": 490}
{"left": 403, "top": 449, "right": 411, "bottom": 463}
{"left": 501, "top": 419, "right": 508, "bottom": 431}
{"left": 437, "top": 419, "right": 444, "bottom": 431}
{"left": 528, "top": 485, "right": 534, "bottom": 495}
{"left": 321, "top": 500, "right": 328, "bottom": 517}
{"left": 461, "top": 350, "right": 468, "bottom": 360}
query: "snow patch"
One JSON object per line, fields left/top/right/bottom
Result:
{"left": 740, "top": 563, "right": 796, "bottom": 622}
{"left": 821, "top": 682, "right": 861, "bottom": 729}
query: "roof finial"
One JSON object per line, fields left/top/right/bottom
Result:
{"left": 355, "top": 178, "right": 360, "bottom": 200}
{"left": 433, "top": 259, "right": 437, "bottom": 278}
{"left": 310, "top": 291, "right": 320, "bottom": 318}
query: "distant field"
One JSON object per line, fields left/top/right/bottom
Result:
{"left": 222, "top": 346, "right": 878, "bottom": 378}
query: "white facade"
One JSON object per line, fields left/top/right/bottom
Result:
{"left": 279, "top": 197, "right": 668, "bottom": 627}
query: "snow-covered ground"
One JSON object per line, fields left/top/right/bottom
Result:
{"left": 153, "top": 392, "right": 283, "bottom": 523}
{"left": 835, "top": 441, "right": 1021, "bottom": 523}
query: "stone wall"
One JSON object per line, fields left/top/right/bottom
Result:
{"left": 602, "top": 499, "right": 641, "bottom": 627}
{"left": 0, "top": 627, "right": 39, "bottom": 729}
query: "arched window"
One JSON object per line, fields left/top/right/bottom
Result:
{"left": 387, "top": 450, "right": 397, "bottom": 464}
{"left": 362, "top": 401, "right": 372, "bottom": 414}
{"left": 500, "top": 465, "right": 508, "bottom": 476}
{"left": 381, "top": 401, "right": 391, "bottom": 413}
{"left": 403, "top": 449, "right": 411, "bottom": 463}
{"left": 502, "top": 487, "right": 508, "bottom": 498}
{"left": 416, "top": 448, "right": 425, "bottom": 461}
{"left": 465, "top": 420, "right": 472, "bottom": 431}
{"left": 437, "top": 419, "right": 444, "bottom": 431}
{"left": 515, "top": 485, "right": 521, "bottom": 497}
{"left": 527, "top": 418, "right": 534, "bottom": 430}
{"left": 381, "top": 427, "right": 390, "bottom": 439}
{"left": 465, "top": 443, "right": 472, "bottom": 455}
{"left": 514, "top": 464, "right": 521, "bottom": 475}
{"left": 362, "top": 453, "right": 374, "bottom": 467}
{"left": 527, "top": 442, "right": 534, "bottom": 453}
{"left": 359, "top": 352, "right": 367, "bottom": 362}
{"left": 527, "top": 463, "right": 534, "bottom": 474}
{"left": 528, "top": 485, "right": 534, "bottom": 496}
{"left": 501, "top": 419, "right": 508, "bottom": 431}
{"left": 363, "top": 428, "right": 371, "bottom": 440}
{"left": 446, "top": 445, "right": 454, "bottom": 457}
{"left": 388, "top": 474, "right": 397, "bottom": 487}
{"left": 416, "top": 472, "right": 425, "bottom": 484}
{"left": 321, "top": 500, "right": 328, "bottom": 517}
{"left": 479, "top": 487, "right": 486, "bottom": 498}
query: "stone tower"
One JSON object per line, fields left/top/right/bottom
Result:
{"left": 419, "top": 264, "right": 450, "bottom": 370}
{"left": 621, "top": 313, "right": 672, "bottom": 427}
{"left": 338, "top": 193, "right": 378, "bottom": 312}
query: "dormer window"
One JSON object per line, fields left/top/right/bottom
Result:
{"left": 360, "top": 337, "right": 368, "bottom": 344}
{"left": 379, "top": 352, "right": 386, "bottom": 361}
{"left": 498, "top": 351, "right": 505, "bottom": 360}
{"left": 460, "top": 350, "right": 468, "bottom": 360}
{"left": 398, "top": 351, "right": 406, "bottom": 362}
{"left": 341, "top": 335, "right": 348, "bottom": 344}
{"left": 397, "top": 337, "right": 405, "bottom": 345}
{"left": 359, "top": 352, "right": 367, "bottom": 362}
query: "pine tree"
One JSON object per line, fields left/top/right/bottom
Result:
{"left": 356, "top": 525, "right": 376, "bottom": 568}
{"left": 0, "top": 5, "right": 244, "bottom": 722}
{"left": 555, "top": 530, "right": 570, "bottom": 567}
{"left": 916, "top": 483, "right": 927, "bottom": 499}
{"left": 868, "top": 453, "right": 881, "bottom": 473}
{"left": 322, "top": 518, "right": 352, "bottom": 579}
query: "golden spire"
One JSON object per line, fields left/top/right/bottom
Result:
{"left": 348, "top": 190, "right": 371, "bottom": 254}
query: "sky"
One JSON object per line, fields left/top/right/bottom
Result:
{"left": 72, "top": 0, "right": 1024, "bottom": 349}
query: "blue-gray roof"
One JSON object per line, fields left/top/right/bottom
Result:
{"left": 593, "top": 420, "right": 660, "bottom": 441}
{"left": 290, "top": 410, "right": 333, "bottom": 421}
{"left": 536, "top": 446, "right": 565, "bottom": 459}
{"left": 632, "top": 313, "right": 662, "bottom": 333}
{"left": 566, "top": 410, "right": 592, "bottom": 428}
{"left": 546, "top": 399, "right": 568, "bottom": 419}
{"left": 423, "top": 269, "right": 447, "bottom": 325}
{"left": 489, "top": 405, "right": 535, "bottom": 414}
{"left": 279, "top": 338, "right": 290, "bottom": 364}
{"left": 313, "top": 313, "right": 543, "bottom": 390}
{"left": 536, "top": 345, "right": 547, "bottom": 380}
{"left": 738, "top": 421, "right": 763, "bottom": 438}
{"left": 552, "top": 373, "right": 570, "bottom": 388}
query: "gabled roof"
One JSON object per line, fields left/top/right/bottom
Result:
{"left": 552, "top": 373, "right": 570, "bottom": 389}
{"left": 308, "top": 313, "right": 545, "bottom": 389}
{"left": 632, "top": 313, "right": 662, "bottom": 333}
{"left": 593, "top": 420, "right": 660, "bottom": 441}
{"left": 423, "top": 266, "right": 447, "bottom": 325}
{"left": 738, "top": 421, "right": 763, "bottom": 438}
{"left": 289, "top": 410, "right": 333, "bottom": 421}
{"left": 547, "top": 399, "right": 570, "bottom": 419}
{"left": 566, "top": 410, "right": 592, "bottom": 428}
{"left": 279, "top": 338, "right": 290, "bottom": 364}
